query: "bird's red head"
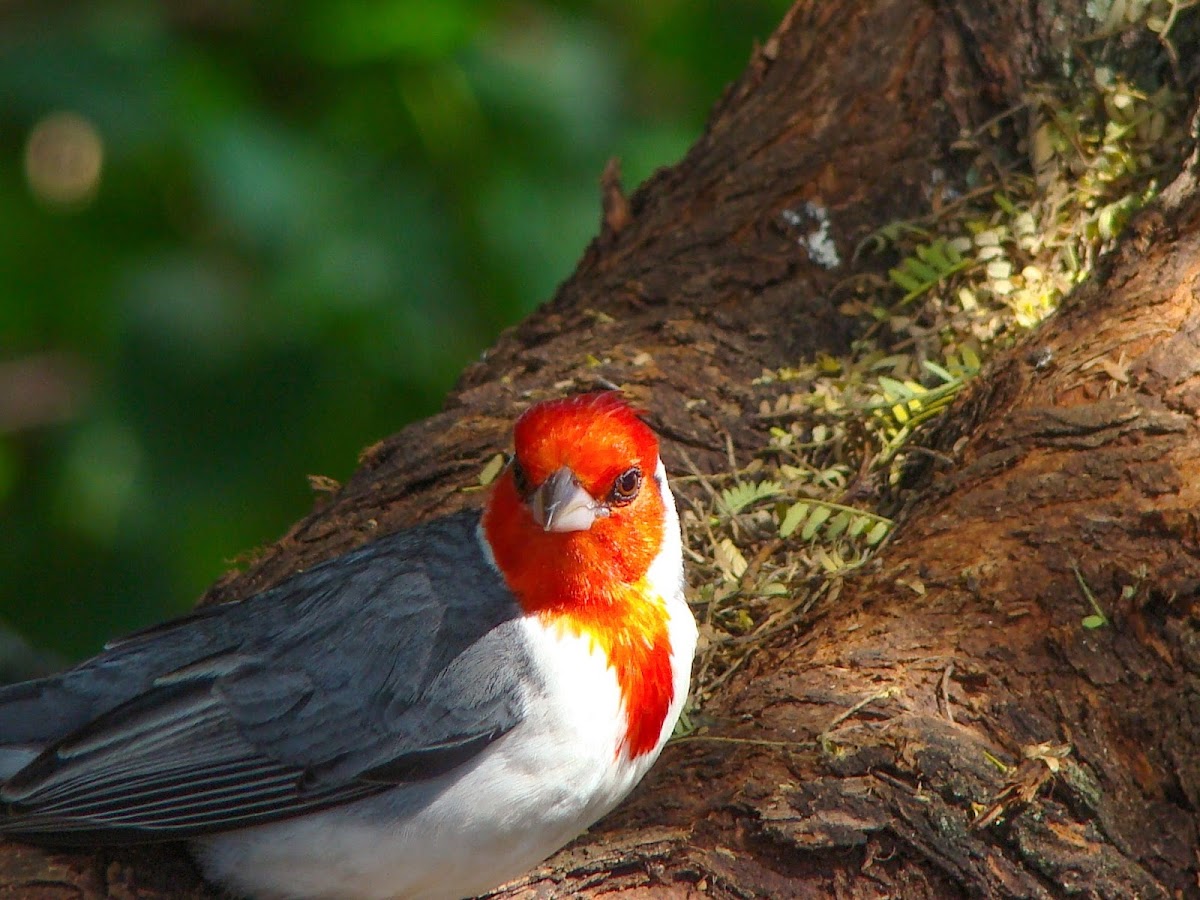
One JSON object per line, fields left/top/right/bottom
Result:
{"left": 482, "top": 392, "right": 666, "bottom": 611}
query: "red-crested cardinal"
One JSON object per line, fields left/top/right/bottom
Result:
{"left": 0, "top": 392, "right": 696, "bottom": 900}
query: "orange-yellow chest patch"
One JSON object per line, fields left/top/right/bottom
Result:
{"left": 540, "top": 582, "right": 674, "bottom": 759}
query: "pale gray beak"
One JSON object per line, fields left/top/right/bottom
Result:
{"left": 529, "top": 466, "right": 608, "bottom": 533}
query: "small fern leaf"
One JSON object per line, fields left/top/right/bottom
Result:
{"left": 875, "top": 376, "right": 916, "bottom": 402}
{"left": 865, "top": 521, "right": 891, "bottom": 545}
{"left": 715, "top": 538, "right": 749, "bottom": 582}
{"left": 719, "top": 480, "right": 783, "bottom": 516}
{"left": 889, "top": 238, "right": 971, "bottom": 303}
{"left": 779, "top": 501, "right": 810, "bottom": 538}
{"left": 824, "top": 510, "right": 852, "bottom": 540}
{"left": 800, "top": 504, "right": 834, "bottom": 540}
{"left": 921, "top": 359, "right": 957, "bottom": 383}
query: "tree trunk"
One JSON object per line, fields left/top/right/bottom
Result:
{"left": 6, "top": 1, "right": 1200, "bottom": 897}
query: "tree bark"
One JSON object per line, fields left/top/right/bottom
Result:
{"left": 6, "top": 0, "right": 1200, "bottom": 897}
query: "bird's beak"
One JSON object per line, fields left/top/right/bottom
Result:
{"left": 529, "top": 466, "right": 608, "bottom": 533}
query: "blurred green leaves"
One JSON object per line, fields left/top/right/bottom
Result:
{"left": 299, "top": 0, "right": 484, "bottom": 64}
{"left": 0, "top": 0, "right": 789, "bottom": 661}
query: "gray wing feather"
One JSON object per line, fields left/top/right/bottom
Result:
{"left": 0, "top": 511, "right": 531, "bottom": 842}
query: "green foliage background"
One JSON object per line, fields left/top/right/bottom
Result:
{"left": 0, "top": 1, "right": 787, "bottom": 661}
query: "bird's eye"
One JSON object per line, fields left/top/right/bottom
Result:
{"left": 609, "top": 466, "right": 642, "bottom": 505}
{"left": 510, "top": 457, "right": 532, "bottom": 496}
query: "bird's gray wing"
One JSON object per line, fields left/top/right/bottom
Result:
{"left": 0, "top": 511, "right": 531, "bottom": 843}
{"left": 0, "top": 602, "right": 232, "bottom": 777}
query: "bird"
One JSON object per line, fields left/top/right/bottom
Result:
{"left": 0, "top": 392, "right": 696, "bottom": 900}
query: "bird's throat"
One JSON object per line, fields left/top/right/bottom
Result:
{"left": 537, "top": 581, "right": 675, "bottom": 760}
{"left": 481, "top": 484, "right": 675, "bottom": 759}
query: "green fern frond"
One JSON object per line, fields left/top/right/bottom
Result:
{"left": 778, "top": 499, "right": 892, "bottom": 546}
{"left": 718, "top": 480, "right": 783, "bottom": 517}
{"left": 888, "top": 238, "right": 971, "bottom": 303}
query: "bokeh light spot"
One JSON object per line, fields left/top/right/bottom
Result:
{"left": 24, "top": 111, "right": 105, "bottom": 208}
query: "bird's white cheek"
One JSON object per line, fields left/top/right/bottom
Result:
{"left": 646, "top": 458, "right": 686, "bottom": 604}
{"left": 644, "top": 457, "right": 697, "bottom": 756}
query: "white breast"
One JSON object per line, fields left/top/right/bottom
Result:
{"left": 194, "top": 460, "right": 696, "bottom": 900}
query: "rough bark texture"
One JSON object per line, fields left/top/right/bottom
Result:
{"left": 5, "top": 0, "right": 1200, "bottom": 897}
